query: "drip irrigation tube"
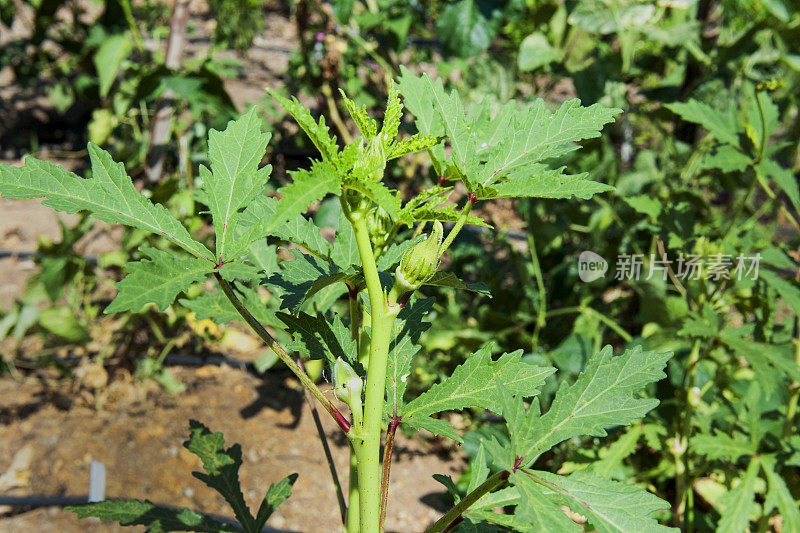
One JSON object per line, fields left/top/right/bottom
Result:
{"left": 0, "top": 496, "right": 296, "bottom": 532}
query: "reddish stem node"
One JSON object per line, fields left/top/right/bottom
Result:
{"left": 347, "top": 283, "right": 359, "bottom": 300}
{"left": 467, "top": 192, "right": 478, "bottom": 204}
{"left": 333, "top": 410, "right": 352, "bottom": 433}
{"left": 397, "top": 291, "right": 412, "bottom": 308}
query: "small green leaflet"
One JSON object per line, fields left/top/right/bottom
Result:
{"left": 476, "top": 99, "right": 619, "bottom": 196}
{"left": 591, "top": 424, "right": 644, "bottom": 478}
{"left": 106, "top": 247, "right": 212, "bottom": 313}
{"left": 720, "top": 329, "right": 800, "bottom": 397}
{"left": 502, "top": 345, "right": 670, "bottom": 465}
{"left": 715, "top": 460, "right": 759, "bottom": 533}
{"left": 67, "top": 499, "right": 236, "bottom": 532}
{"left": 397, "top": 66, "right": 445, "bottom": 138}
{"left": 339, "top": 88, "right": 377, "bottom": 140}
{"left": 418, "top": 72, "right": 479, "bottom": 184}
{"left": 400, "top": 345, "right": 555, "bottom": 441}
{"left": 664, "top": 100, "right": 740, "bottom": 147}
{"left": 387, "top": 133, "right": 439, "bottom": 160}
{"left": 691, "top": 430, "right": 755, "bottom": 462}
{"left": 512, "top": 472, "right": 583, "bottom": 532}
{"left": 330, "top": 211, "right": 360, "bottom": 269}
{"left": 703, "top": 144, "right": 751, "bottom": 173}
{"left": 479, "top": 166, "right": 614, "bottom": 200}
{"left": 411, "top": 204, "right": 491, "bottom": 228}
{"left": 396, "top": 69, "right": 619, "bottom": 199}
{"left": 424, "top": 271, "right": 491, "bottom": 296}
{"left": 246, "top": 239, "right": 280, "bottom": 278}
{"left": 513, "top": 469, "right": 677, "bottom": 533}
{"left": 761, "top": 455, "right": 800, "bottom": 532}
{"left": 269, "top": 249, "right": 356, "bottom": 314}
{"left": 181, "top": 291, "right": 240, "bottom": 325}
{"left": 184, "top": 420, "right": 256, "bottom": 531}
{"left": 759, "top": 159, "right": 800, "bottom": 221}
{"left": 278, "top": 311, "right": 359, "bottom": 369}
{"left": 250, "top": 160, "right": 342, "bottom": 246}
{"left": 268, "top": 89, "right": 340, "bottom": 163}
{"left": 238, "top": 195, "right": 331, "bottom": 260}
{"left": 0, "top": 144, "right": 213, "bottom": 261}
{"left": 381, "top": 81, "right": 403, "bottom": 141}
{"left": 255, "top": 473, "right": 299, "bottom": 530}
{"left": 94, "top": 34, "right": 133, "bottom": 98}
{"left": 181, "top": 282, "right": 280, "bottom": 329}
{"left": 201, "top": 108, "right": 272, "bottom": 262}
{"left": 182, "top": 421, "right": 297, "bottom": 533}
{"left": 342, "top": 177, "right": 403, "bottom": 221}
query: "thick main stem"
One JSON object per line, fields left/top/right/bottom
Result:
{"left": 349, "top": 213, "right": 398, "bottom": 533}
{"left": 346, "top": 287, "right": 361, "bottom": 533}
{"left": 214, "top": 273, "right": 351, "bottom": 433}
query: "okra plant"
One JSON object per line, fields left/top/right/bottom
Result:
{"left": 0, "top": 69, "right": 678, "bottom": 532}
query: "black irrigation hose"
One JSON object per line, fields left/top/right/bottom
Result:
{"left": 0, "top": 496, "right": 296, "bottom": 533}
{"left": 17, "top": 353, "right": 266, "bottom": 375}
{"left": 0, "top": 250, "right": 98, "bottom": 265}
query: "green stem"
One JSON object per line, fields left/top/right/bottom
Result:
{"left": 546, "top": 306, "right": 632, "bottom": 343}
{"left": 527, "top": 231, "right": 547, "bottom": 351}
{"left": 120, "top": 0, "right": 145, "bottom": 53}
{"left": 755, "top": 168, "right": 800, "bottom": 234}
{"left": 424, "top": 471, "right": 509, "bottom": 533}
{"left": 214, "top": 273, "right": 351, "bottom": 433}
{"left": 348, "top": 212, "right": 400, "bottom": 533}
{"left": 439, "top": 199, "right": 474, "bottom": 255}
{"left": 783, "top": 329, "right": 800, "bottom": 439}
{"left": 346, "top": 453, "right": 360, "bottom": 533}
{"left": 675, "top": 339, "right": 702, "bottom": 531}
{"left": 755, "top": 89, "right": 767, "bottom": 163}
{"left": 345, "top": 285, "right": 361, "bottom": 533}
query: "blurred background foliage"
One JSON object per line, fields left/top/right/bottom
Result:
{"left": 1, "top": 0, "right": 799, "bottom": 529}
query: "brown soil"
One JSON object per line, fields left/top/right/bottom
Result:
{"left": 0, "top": 365, "right": 463, "bottom": 532}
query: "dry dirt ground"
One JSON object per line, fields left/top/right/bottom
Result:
{"left": 0, "top": 2, "right": 467, "bottom": 532}
{"left": 0, "top": 365, "right": 463, "bottom": 533}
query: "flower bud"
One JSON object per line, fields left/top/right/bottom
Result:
{"left": 333, "top": 358, "right": 363, "bottom": 405}
{"left": 353, "top": 135, "right": 386, "bottom": 181}
{"left": 396, "top": 220, "right": 443, "bottom": 290}
{"left": 368, "top": 206, "right": 393, "bottom": 249}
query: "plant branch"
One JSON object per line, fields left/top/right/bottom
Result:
{"left": 546, "top": 306, "right": 633, "bottom": 343}
{"left": 424, "top": 470, "right": 509, "bottom": 533}
{"left": 439, "top": 198, "right": 475, "bottom": 255}
{"left": 527, "top": 231, "right": 547, "bottom": 351}
{"left": 213, "top": 272, "right": 351, "bottom": 433}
